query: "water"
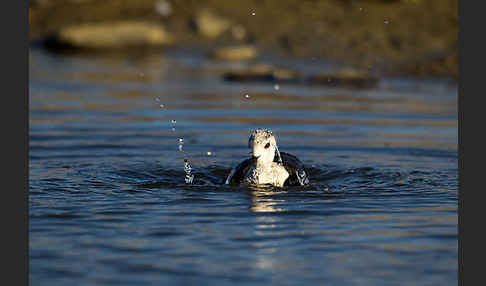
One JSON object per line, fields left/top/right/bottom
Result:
{"left": 29, "top": 47, "right": 458, "bottom": 285}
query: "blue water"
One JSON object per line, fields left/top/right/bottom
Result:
{"left": 29, "top": 48, "right": 458, "bottom": 286}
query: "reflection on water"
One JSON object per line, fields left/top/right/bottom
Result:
{"left": 249, "top": 189, "right": 286, "bottom": 213}
{"left": 29, "top": 47, "right": 457, "bottom": 286}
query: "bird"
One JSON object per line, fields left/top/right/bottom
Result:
{"left": 225, "top": 128, "right": 309, "bottom": 187}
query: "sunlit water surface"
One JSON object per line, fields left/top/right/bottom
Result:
{"left": 29, "top": 48, "right": 458, "bottom": 286}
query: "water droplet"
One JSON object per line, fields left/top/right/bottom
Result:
{"left": 171, "top": 119, "right": 177, "bottom": 132}
{"left": 251, "top": 12, "right": 256, "bottom": 16}
{"left": 273, "top": 84, "right": 280, "bottom": 90}
{"left": 178, "top": 138, "right": 184, "bottom": 152}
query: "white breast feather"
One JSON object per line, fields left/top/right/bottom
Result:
{"left": 254, "top": 163, "right": 289, "bottom": 187}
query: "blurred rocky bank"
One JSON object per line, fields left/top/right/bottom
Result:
{"left": 29, "top": 0, "right": 457, "bottom": 79}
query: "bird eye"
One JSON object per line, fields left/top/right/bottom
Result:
{"left": 264, "top": 143, "right": 270, "bottom": 149}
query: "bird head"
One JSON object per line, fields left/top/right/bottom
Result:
{"left": 248, "top": 128, "right": 277, "bottom": 165}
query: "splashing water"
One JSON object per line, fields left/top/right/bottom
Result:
{"left": 155, "top": 97, "right": 164, "bottom": 108}
{"left": 178, "top": 138, "right": 184, "bottom": 152}
{"left": 184, "top": 159, "right": 194, "bottom": 184}
{"left": 178, "top": 137, "right": 195, "bottom": 184}
{"left": 171, "top": 119, "right": 177, "bottom": 132}
{"left": 273, "top": 142, "right": 284, "bottom": 165}
{"left": 296, "top": 169, "right": 308, "bottom": 185}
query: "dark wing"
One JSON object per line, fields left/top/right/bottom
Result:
{"left": 225, "top": 157, "right": 257, "bottom": 185}
{"left": 277, "top": 152, "right": 310, "bottom": 186}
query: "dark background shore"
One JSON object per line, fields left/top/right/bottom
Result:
{"left": 29, "top": 0, "right": 457, "bottom": 78}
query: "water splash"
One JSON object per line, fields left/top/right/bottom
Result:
{"left": 178, "top": 138, "right": 184, "bottom": 152}
{"left": 155, "top": 97, "right": 165, "bottom": 108}
{"left": 171, "top": 119, "right": 177, "bottom": 132}
{"left": 178, "top": 137, "right": 195, "bottom": 184}
{"left": 273, "top": 143, "right": 283, "bottom": 165}
{"left": 296, "top": 169, "right": 308, "bottom": 186}
{"left": 184, "top": 159, "right": 194, "bottom": 184}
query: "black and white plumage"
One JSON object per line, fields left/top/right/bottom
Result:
{"left": 225, "top": 129, "right": 309, "bottom": 187}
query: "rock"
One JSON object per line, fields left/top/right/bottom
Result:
{"left": 273, "top": 68, "right": 299, "bottom": 82}
{"left": 224, "top": 66, "right": 378, "bottom": 88}
{"left": 231, "top": 25, "right": 247, "bottom": 40}
{"left": 49, "top": 21, "right": 174, "bottom": 50}
{"left": 223, "top": 64, "right": 301, "bottom": 83}
{"left": 224, "top": 71, "right": 275, "bottom": 82}
{"left": 307, "top": 68, "right": 379, "bottom": 89}
{"left": 211, "top": 45, "right": 258, "bottom": 61}
{"left": 393, "top": 53, "right": 458, "bottom": 79}
{"left": 154, "top": 0, "right": 172, "bottom": 17}
{"left": 195, "top": 9, "right": 232, "bottom": 38}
